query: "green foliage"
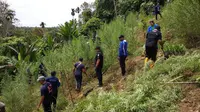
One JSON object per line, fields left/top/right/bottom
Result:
{"left": 81, "top": 9, "right": 93, "bottom": 23}
{"left": 98, "top": 13, "right": 140, "bottom": 68}
{"left": 164, "top": 42, "right": 186, "bottom": 56}
{"left": 58, "top": 20, "right": 79, "bottom": 41}
{"left": 95, "top": 0, "right": 115, "bottom": 23}
{"left": 1, "top": 62, "right": 39, "bottom": 112}
{"left": 8, "top": 40, "right": 39, "bottom": 62}
{"left": 67, "top": 51, "right": 200, "bottom": 112}
{"left": 0, "top": 36, "right": 25, "bottom": 57}
{"left": 0, "top": 36, "right": 25, "bottom": 47}
{"left": 81, "top": 17, "right": 103, "bottom": 36}
{"left": 0, "top": 56, "right": 10, "bottom": 65}
{"left": 162, "top": 0, "right": 200, "bottom": 48}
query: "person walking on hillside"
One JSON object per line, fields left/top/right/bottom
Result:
{"left": 73, "top": 58, "right": 88, "bottom": 92}
{"left": 46, "top": 71, "right": 60, "bottom": 112}
{"left": 37, "top": 76, "right": 52, "bottom": 112}
{"left": 95, "top": 46, "right": 104, "bottom": 87}
{"left": 145, "top": 26, "right": 163, "bottom": 68}
{"left": 154, "top": 3, "right": 162, "bottom": 20}
{"left": 118, "top": 35, "right": 128, "bottom": 76}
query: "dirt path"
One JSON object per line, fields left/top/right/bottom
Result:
{"left": 179, "top": 84, "right": 200, "bottom": 112}
{"left": 66, "top": 56, "right": 145, "bottom": 101}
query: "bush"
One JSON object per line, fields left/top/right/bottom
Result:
{"left": 66, "top": 51, "right": 200, "bottom": 112}
{"left": 1, "top": 62, "right": 39, "bottom": 112}
{"left": 163, "top": 42, "right": 186, "bottom": 56}
{"left": 162, "top": 0, "right": 200, "bottom": 48}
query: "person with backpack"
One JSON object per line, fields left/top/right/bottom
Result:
{"left": 73, "top": 58, "right": 88, "bottom": 92}
{"left": 95, "top": 46, "right": 104, "bottom": 87}
{"left": 118, "top": 35, "right": 128, "bottom": 76}
{"left": 154, "top": 3, "right": 162, "bottom": 20}
{"left": 46, "top": 71, "right": 60, "bottom": 112}
{"left": 37, "top": 76, "right": 52, "bottom": 112}
{"left": 145, "top": 26, "right": 163, "bottom": 68}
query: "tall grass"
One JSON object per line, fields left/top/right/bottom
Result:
{"left": 66, "top": 51, "right": 200, "bottom": 112}
{"left": 42, "top": 13, "right": 140, "bottom": 89}
{"left": 162, "top": 0, "right": 200, "bottom": 48}
{"left": 1, "top": 62, "right": 39, "bottom": 112}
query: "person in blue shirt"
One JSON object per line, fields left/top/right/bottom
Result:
{"left": 37, "top": 76, "right": 52, "bottom": 112}
{"left": 73, "top": 58, "right": 88, "bottom": 91}
{"left": 118, "top": 35, "right": 128, "bottom": 76}
{"left": 154, "top": 3, "right": 162, "bottom": 20}
{"left": 46, "top": 71, "right": 60, "bottom": 111}
{"left": 147, "top": 20, "right": 158, "bottom": 33}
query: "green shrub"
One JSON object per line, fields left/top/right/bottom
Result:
{"left": 1, "top": 62, "right": 39, "bottom": 112}
{"left": 66, "top": 51, "right": 200, "bottom": 112}
{"left": 162, "top": 0, "right": 200, "bottom": 48}
{"left": 163, "top": 42, "right": 186, "bottom": 56}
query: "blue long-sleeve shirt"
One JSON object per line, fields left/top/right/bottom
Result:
{"left": 147, "top": 24, "right": 158, "bottom": 33}
{"left": 119, "top": 40, "right": 128, "bottom": 57}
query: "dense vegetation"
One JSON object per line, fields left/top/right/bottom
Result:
{"left": 0, "top": 0, "right": 200, "bottom": 112}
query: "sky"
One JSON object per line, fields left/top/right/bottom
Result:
{"left": 4, "top": 0, "right": 94, "bottom": 27}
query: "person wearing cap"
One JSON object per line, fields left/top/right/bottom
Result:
{"left": 46, "top": 71, "right": 60, "bottom": 111}
{"left": 147, "top": 20, "right": 158, "bottom": 33}
{"left": 118, "top": 35, "right": 128, "bottom": 76}
{"left": 73, "top": 58, "right": 88, "bottom": 91}
{"left": 145, "top": 25, "right": 163, "bottom": 68}
{"left": 95, "top": 46, "right": 104, "bottom": 87}
{"left": 37, "top": 76, "right": 53, "bottom": 112}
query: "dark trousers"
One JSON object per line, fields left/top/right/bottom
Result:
{"left": 146, "top": 46, "right": 158, "bottom": 62}
{"left": 119, "top": 56, "right": 127, "bottom": 76}
{"left": 96, "top": 68, "right": 103, "bottom": 86}
{"left": 75, "top": 75, "right": 82, "bottom": 90}
{"left": 156, "top": 12, "right": 162, "bottom": 20}
{"left": 52, "top": 92, "right": 58, "bottom": 111}
{"left": 43, "top": 103, "right": 52, "bottom": 112}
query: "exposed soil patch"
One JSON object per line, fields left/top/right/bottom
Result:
{"left": 179, "top": 84, "right": 200, "bottom": 112}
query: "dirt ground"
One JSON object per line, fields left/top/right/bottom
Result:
{"left": 179, "top": 84, "right": 200, "bottom": 112}
{"left": 65, "top": 56, "right": 145, "bottom": 101}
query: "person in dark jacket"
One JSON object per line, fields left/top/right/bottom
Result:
{"left": 155, "top": 3, "right": 162, "bottom": 20}
{"left": 46, "top": 71, "right": 60, "bottom": 111}
{"left": 37, "top": 76, "right": 52, "bottom": 112}
{"left": 73, "top": 58, "right": 88, "bottom": 92}
{"left": 118, "top": 35, "right": 128, "bottom": 76}
{"left": 95, "top": 46, "right": 104, "bottom": 87}
{"left": 145, "top": 26, "right": 163, "bottom": 68}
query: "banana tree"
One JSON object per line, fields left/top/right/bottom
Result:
{"left": 8, "top": 40, "right": 39, "bottom": 62}
{"left": 57, "top": 20, "right": 79, "bottom": 41}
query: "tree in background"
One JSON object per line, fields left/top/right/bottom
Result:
{"left": 78, "top": 2, "right": 94, "bottom": 24}
{"left": 80, "top": 17, "right": 102, "bottom": 38}
{"left": 40, "top": 22, "right": 46, "bottom": 28}
{"left": 0, "top": 1, "right": 17, "bottom": 37}
{"left": 71, "top": 8, "right": 75, "bottom": 19}
{"left": 95, "top": 0, "right": 115, "bottom": 23}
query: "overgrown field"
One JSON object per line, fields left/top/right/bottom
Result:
{"left": 65, "top": 51, "right": 200, "bottom": 112}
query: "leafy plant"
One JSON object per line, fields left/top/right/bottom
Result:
{"left": 163, "top": 42, "right": 186, "bottom": 56}
{"left": 162, "top": 0, "right": 200, "bottom": 48}
{"left": 58, "top": 20, "right": 79, "bottom": 41}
